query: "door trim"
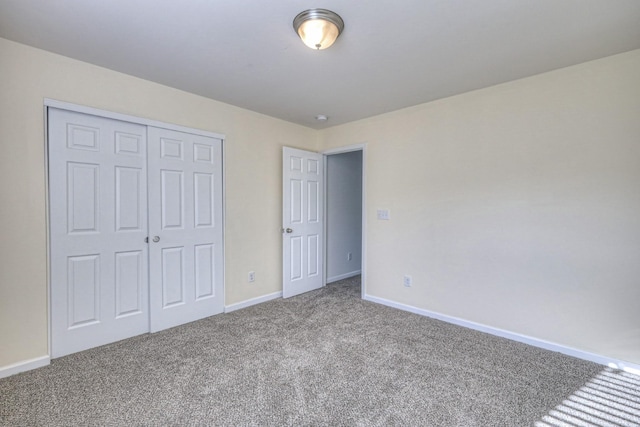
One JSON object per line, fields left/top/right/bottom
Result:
{"left": 44, "top": 99, "right": 225, "bottom": 140}
{"left": 322, "top": 144, "right": 367, "bottom": 299}
{"left": 44, "top": 99, "right": 226, "bottom": 357}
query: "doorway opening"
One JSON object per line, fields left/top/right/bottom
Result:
{"left": 324, "top": 146, "right": 365, "bottom": 297}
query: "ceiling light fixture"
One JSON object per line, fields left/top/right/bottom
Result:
{"left": 293, "top": 9, "right": 344, "bottom": 50}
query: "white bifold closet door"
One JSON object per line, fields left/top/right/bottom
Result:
{"left": 49, "top": 108, "right": 223, "bottom": 358}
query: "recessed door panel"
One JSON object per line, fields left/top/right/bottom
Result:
{"left": 162, "top": 247, "right": 185, "bottom": 307}
{"left": 67, "top": 254, "right": 100, "bottom": 328}
{"left": 290, "top": 156, "right": 302, "bottom": 172}
{"left": 308, "top": 180, "right": 319, "bottom": 223}
{"left": 67, "top": 162, "right": 99, "bottom": 234}
{"left": 193, "top": 143, "right": 213, "bottom": 163}
{"left": 307, "top": 159, "right": 319, "bottom": 174}
{"left": 115, "top": 166, "right": 142, "bottom": 232}
{"left": 161, "top": 170, "right": 184, "bottom": 229}
{"left": 194, "top": 172, "right": 213, "bottom": 228}
{"left": 115, "top": 132, "right": 142, "bottom": 156}
{"left": 115, "top": 250, "right": 143, "bottom": 317}
{"left": 290, "top": 236, "right": 303, "bottom": 281}
{"left": 307, "top": 234, "right": 319, "bottom": 277}
{"left": 195, "top": 244, "right": 215, "bottom": 299}
{"left": 290, "top": 179, "right": 303, "bottom": 224}
{"left": 67, "top": 124, "right": 99, "bottom": 151}
{"left": 160, "top": 137, "right": 183, "bottom": 159}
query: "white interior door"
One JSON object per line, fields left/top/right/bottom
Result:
{"left": 49, "top": 108, "right": 149, "bottom": 357}
{"left": 147, "top": 127, "right": 224, "bottom": 332}
{"left": 282, "top": 147, "right": 324, "bottom": 298}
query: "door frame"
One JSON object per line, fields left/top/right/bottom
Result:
{"left": 322, "top": 144, "right": 367, "bottom": 299}
{"left": 43, "top": 98, "right": 226, "bottom": 357}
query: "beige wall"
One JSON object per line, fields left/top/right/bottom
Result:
{"left": 319, "top": 49, "right": 640, "bottom": 365}
{"left": 2, "top": 35, "right": 639, "bottom": 371}
{"left": 0, "top": 38, "right": 317, "bottom": 368}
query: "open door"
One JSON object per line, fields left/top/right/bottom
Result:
{"left": 282, "top": 147, "right": 324, "bottom": 298}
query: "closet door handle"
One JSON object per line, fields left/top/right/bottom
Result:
{"left": 152, "top": 236, "right": 160, "bottom": 243}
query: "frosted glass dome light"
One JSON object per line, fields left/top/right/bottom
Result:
{"left": 293, "top": 9, "right": 344, "bottom": 50}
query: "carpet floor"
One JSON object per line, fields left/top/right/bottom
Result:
{"left": 1, "top": 276, "right": 638, "bottom": 426}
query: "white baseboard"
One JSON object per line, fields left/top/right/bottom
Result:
{"left": 327, "top": 270, "right": 361, "bottom": 284}
{"left": 363, "top": 294, "right": 640, "bottom": 374}
{"left": 225, "top": 291, "right": 282, "bottom": 313}
{"left": 5, "top": 296, "right": 638, "bottom": 379}
{"left": 0, "top": 355, "right": 50, "bottom": 379}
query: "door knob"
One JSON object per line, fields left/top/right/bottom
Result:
{"left": 152, "top": 236, "right": 160, "bottom": 242}
{"left": 285, "top": 228, "right": 293, "bottom": 234}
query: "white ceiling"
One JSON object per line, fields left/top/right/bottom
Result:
{"left": 1, "top": 1, "right": 639, "bottom": 129}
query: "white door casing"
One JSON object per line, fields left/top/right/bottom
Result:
{"left": 147, "top": 127, "right": 224, "bottom": 332}
{"left": 282, "top": 147, "right": 324, "bottom": 298}
{"left": 49, "top": 108, "right": 150, "bottom": 357}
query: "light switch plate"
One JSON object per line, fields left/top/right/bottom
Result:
{"left": 377, "top": 209, "right": 390, "bottom": 220}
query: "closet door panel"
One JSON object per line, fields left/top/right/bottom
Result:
{"left": 147, "top": 127, "right": 224, "bottom": 332}
{"left": 49, "top": 108, "right": 149, "bottom": 358}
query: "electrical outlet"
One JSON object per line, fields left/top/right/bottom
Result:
{"left": 347, "top": 252, "right": 353, "bottom": 261}
{"left": 248, "top": 271, "right": 255, "bottom": 282}
{"left": 403, "top": 275, "right": 412, "bottom": 287}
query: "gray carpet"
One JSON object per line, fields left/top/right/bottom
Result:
{"left": 1, "top": 276, "right": 638, "bottom": 426}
